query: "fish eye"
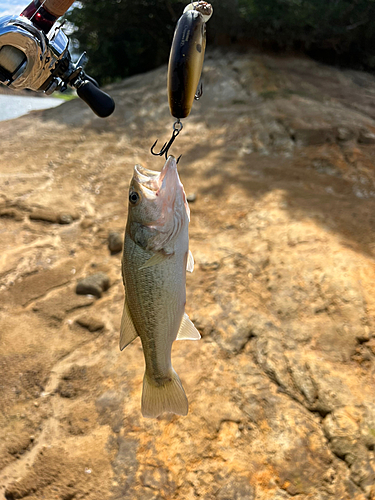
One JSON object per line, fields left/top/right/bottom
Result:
{"left": 129, "top": 191, "right": 140, "bottom": 205}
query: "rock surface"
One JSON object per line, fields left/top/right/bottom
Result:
{"left": 1, "top": 50, "right": 375, "bottom": 499}
{"left": 29, "top": 207, "right": 79, "bottom": 224}
{"left": 76, "top": 272, "right": 110, "bottom": 298}
{"left": 108, "top": 230, "right": 123, "bottom": 254}
{"left": 75, "top": 314, "right": 105, "bottom": 332}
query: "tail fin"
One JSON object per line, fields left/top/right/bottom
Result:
{"left": 141, "top": 370, "right": 188, "bottom": 418}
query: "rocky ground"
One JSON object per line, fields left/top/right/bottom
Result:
{"left": 1, "top": 49, "right": 375, "bottom": 499}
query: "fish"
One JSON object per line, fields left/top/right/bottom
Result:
{"left": 167, "top": 1, "right": 213, "bottom": 119}
{"left": 120, "top": 155, "right": 200, "bottom": 418}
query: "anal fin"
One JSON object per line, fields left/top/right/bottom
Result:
{"left": 119, "top": 299, "right": 138, "bottom": 351}
{"left": 176, "top": 313, "right": 201, "bottom": 340}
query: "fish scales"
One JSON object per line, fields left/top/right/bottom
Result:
{"left": 123, "top": 235, "right": 185, "bottom": 379}
{"left": 120, "top": 156, "right": 200, "bottom": 418}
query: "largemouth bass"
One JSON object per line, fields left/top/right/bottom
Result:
{"left": 120, "top": 156, "right": 200, "bottom": 418}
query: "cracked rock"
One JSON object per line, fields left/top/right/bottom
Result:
{"left": 216, "top": 477, "right": 255, "bottom": 500}
{"left": 358, "top": 128, "right": 375, "bottom": 144}
{"left": 336, "top": 126, "right": 356, "bottom": 142}
{"left": 350, "top": 456, "right": 375, "bottom": 495}
{"left": 29, "top": 207, "right": 79, "bottom": 224}
{"left": 323, "top": 408, "right": 375, "bottom": 494}
{"left": 0, "top": 207, "right": 24, "bottom": 221}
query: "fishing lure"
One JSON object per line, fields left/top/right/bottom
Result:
{"left": 151, "top": 1, "right": 213, "bottom": 160}
{"left": 168, "top": 1, "right": 213, "bottom": 119}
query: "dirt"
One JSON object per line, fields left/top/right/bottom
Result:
{"left": 0, "top": 49, "right": 375, "bottom": 499}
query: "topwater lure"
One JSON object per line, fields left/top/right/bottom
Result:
{"left": 151, "top": 1, "right": 213, "bottom": 160}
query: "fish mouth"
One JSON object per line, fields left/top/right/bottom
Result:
{"left": 133, "top": 164, "right": 161, "bottom": 192}
{"left": 159, "top": 156, "right": 190, "bottom": 220}
{"left": 130, "top": 156, "right": 189, "bottom": 227}
{"left": 133, "top": 156, "right": 178, "bottom": 193}
{"left": 159, "top": 156, "right": 178, "bottom": 184}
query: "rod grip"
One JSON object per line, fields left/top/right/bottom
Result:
{"left": 43, "top": 0, "right": 75, "bottom": 17}
{"left": 76, "top": 81, "right": 115, "bottom": 118}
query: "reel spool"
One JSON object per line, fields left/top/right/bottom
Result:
{"left": 0, "top": 45, "right": 26, "bottom": 74}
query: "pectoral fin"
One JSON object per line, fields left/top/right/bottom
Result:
{"left": 176, "top": 313, "right": 201, "bottom": 340}
{"left": 119, "top": 299, "right": 138, "bottom": 351}
{"left": 139, "top": 252, "right": 169, "bottom": 270}
{"left": 186, "top": 250, "right": 194, "bottom": 273}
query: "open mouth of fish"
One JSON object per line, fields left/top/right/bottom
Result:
{"left": 134, "top": 156, "right": 178, "bottom": 194}
{"left": 133, "top": 165, "right": 161, "bottom": 192}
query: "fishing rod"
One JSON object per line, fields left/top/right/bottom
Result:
{"left": 0, "top": 0, "right": 115, "bottom": 117}
{"left": 151, "top": 1, "right": 213, "bottom": 161}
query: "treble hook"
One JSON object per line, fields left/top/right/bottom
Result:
{"left": 151, "top": 119, "right": 183, "bottom": 162}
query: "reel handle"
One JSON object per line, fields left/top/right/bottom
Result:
{"left": 76, "top": 80, "right": 115, "bottom": 118}
{"left": 16, "top": 0, "right": 116, "bottom": 118}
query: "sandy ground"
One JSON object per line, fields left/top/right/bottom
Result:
{"left": 0, "top": 50, "right": 375, "bottom": 499}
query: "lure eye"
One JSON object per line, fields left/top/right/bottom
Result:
{"left": 129, "top": 191, "right": 140, "bottom": 205}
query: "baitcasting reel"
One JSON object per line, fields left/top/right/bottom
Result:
{"left": 0, "top": 3, "right": 115, "bottom": 118}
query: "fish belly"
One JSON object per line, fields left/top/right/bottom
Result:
{"left": 123, "top": 235, "right": 186, "bottom": 381}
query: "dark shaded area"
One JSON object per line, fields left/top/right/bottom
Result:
{"left": 66, "top": 0, "right": 375, "bottom": 84}
{"left": 65, "top": 0, "right": 187, "bottom": 84}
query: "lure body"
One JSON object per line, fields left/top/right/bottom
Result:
{"left": 167, "top": 2, "right": 212, "bottom": 119}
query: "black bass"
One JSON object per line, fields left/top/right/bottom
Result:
{"left": 167, "top": 1, "right": 213, "bottom": 119}
{"left": 120, "top": 155, "right": 200, "bottom": 418}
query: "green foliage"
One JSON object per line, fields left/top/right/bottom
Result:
{"left": 66, "top": 0, "right": 375, "bottom": 83}
{"left": 66, "top": 0, "right": 186, "bottom": 84}
{"left": 237, "top": 0, "right": 375, "bottom": 69}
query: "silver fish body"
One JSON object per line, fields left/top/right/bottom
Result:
{"left": 120, "top": 156, "right": 199, "bottom": 418}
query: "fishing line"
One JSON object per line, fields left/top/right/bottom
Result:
{"left": 29, "top": 0, "right": 48, "bottom": 22}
